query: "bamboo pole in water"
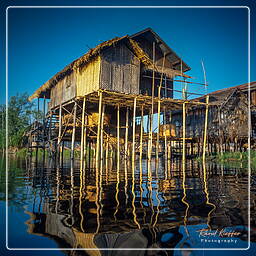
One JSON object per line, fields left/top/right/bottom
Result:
{"left": 57, "top": 104, "right": 62, "bottom": 158}
{"left": 80, "top": 98, "right": 86, "bottom": 163}
{"left": 140, "top": 105, "right": 144, "bottom": 160}
{"left": 203, "top": 95, "right": 209, "bottom": 162}
{"left": 125, "top": 107, "right": 129, "bottom": 159}
{"left": 71, "top": 101, "right": 77, "bottom": 160}
{"left": 156, "top": 53, "right": 165, "bottom": 160}
{"left": 182, "top": 101, "right": 186, "bottom": 163}
{"left": 48, "top": 110, "right": 52, "bottom": 156}
{"left": 100, "top": 105, "right": 105, "bottom": 165}
{"left": 83, "top": 113, "right": 88, "bottom": 164}
{"left": 117, "top": 104, "right": 120, "bottom": 171}
{"left": 132, "top": 97, "right": 137, "bottom": 166}
{"left": 96, "top": 92, "right": 103, "bottom": 169}
{"left": 147, "top": 109, "right": 152, "bottom": 160}
{"left": 156, "top": 99, "right": 161, "bottom": 160}
{"left": 149, "top": 42, "right": 156, "bottom": 161}
{"left": 164, "top": 107, "right": 168, "bottom": 159}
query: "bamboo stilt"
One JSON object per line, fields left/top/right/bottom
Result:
{"left": 202, "top": 95, "right": 209, "bottom": 162}
{"left": 71, "top": 101, "right": 77, "bottom": 160}
{"left": 164, "top": 107, "right": 168, "bottom": 161}
{"left": 156, "top": 99, "right": 161, "bottom": 160}
{"left": 48, "top": 110, "right": 52, "bottom": 156}
{"left": 100, "top": 105, "right": 105, "bottom": 170}
{"left": 83, "top": 114, "right": 88, "bottom": 163}
{"left": 148, "top": 109, "right": 152, "bottom": 160}
{"left": 125, "top": 107, "right": 129, "bottom": 159}
{"left": 80, "top": 98, "right": 86, "bottom": 163}
{"left": 57, "top": 104, "right": 62, "bottom": 157}
{"left": 149, "top": 42, "right": 156, "bottom": 161}
{"left": 140, "top": 105, "right": 144, "bottom": 160}
{"left": 182, "top": 102, "right": 186, "bottom": 163}
{"left": 156, "top": 53, "right": 165, "bottom": 160}
{"left": 117, "top": 104, "right": 120, "bottom": 171}
{"left": 132, "top": 97, "right": 137, "bottom": 166}
{"left": 96, "top": 92, "right": 103, "bottom": 169}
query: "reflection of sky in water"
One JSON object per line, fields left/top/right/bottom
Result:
{"left": 2, "top": 156, "right": 254, "bottom": 254}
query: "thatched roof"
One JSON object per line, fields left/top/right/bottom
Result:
{"left": 29, "top": 29, "right": 190, "bottom": 101}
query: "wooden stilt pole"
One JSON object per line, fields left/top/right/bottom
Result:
{"left": 140, "top": 105, "right": 144, "bottom": 160}
{"left": 203, "top": 95, "right": 209, "bottom": 162}
{"left": 57, "top": 104, "right": 62, "bottom": 158}
{"left": 48, "top": 110, "right": 52, "bottom": 156}
{"left": 125, "top": 107, "right": 129, "bottom": 159}
{"left": 96, "top": 92, "right": 103, "bottom": 169}
{"left": 71, "top": 101, "right": 77, "bottom": 160}
{"left": 100, "top": 105, "right": 105, "bottom": 165}
{"left": 132, "top": 97, "right": 137, "bottom": 165}
{"left": 156, "top": 100, "right": 161, "bottom": 160}
{"left": 148, "top": 109, "right": 152, "bottom": 160}
{"left": 156, "top": 53, "right": 165, "bottom": 160}
{"left": 149, "top": 42, "right": 156, "bottom": 161}
{"left": 117, "top": 104, "right": 120, "bottom": 170}
{"left": 83, "top": 113, "right": 88, "bottom": 163}
{"left": 164, "top": 107, "right": 168, "bottom": 160}
{"left": 182, "top": 102, "right": 186, "bottom": 163}
{"left": 80, "top": 98, "right": 86, "bottom": 163}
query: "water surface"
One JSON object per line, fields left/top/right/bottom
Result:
{"left": 2, "top": 156, "right": 255, "bottom": 255}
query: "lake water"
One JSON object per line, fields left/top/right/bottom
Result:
{"left": 1, "top": 155, "right": 256, "bottom": 255}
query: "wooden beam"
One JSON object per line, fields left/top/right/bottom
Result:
{"left": 71, "top": 101, "right": 77, "bottom": 160}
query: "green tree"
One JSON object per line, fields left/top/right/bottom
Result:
{"left": 0, "top": 93, "right": 43, "bottom": 149}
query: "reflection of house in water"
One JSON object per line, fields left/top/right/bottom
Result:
{"left": 24, "top": 159, "right": 249, "bottom": 252}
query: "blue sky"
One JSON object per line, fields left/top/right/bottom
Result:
{"left": 1, "top": 0, "right": 255, "bottom": 104}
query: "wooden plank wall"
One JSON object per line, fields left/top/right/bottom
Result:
{"left": 100, "top": 43, "right": 140, "bottom": 94}
{"left": 76, "top": 56, "right": 101, "bottom": 97}
{"left": 50, "top": 72, "right": 76, "bottom": 108}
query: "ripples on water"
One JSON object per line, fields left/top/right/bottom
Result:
{"left": 2, "top": 156, "right": 255, "bottom": 254}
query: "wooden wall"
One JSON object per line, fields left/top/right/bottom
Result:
{"left": 50, "top": 72, "right": 76, "bottom": 108}
{"left": 76, "top": 56, "right": 101, "bottom": 97}
{"left": 100, "top": 43, "right": 140, "bottom": 94}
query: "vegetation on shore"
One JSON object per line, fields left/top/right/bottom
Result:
{"left": 198, "top": 150, "right": 256, "bottom": 172}
{"left": 0, "top": 93, "right": 43, "bottom": 152}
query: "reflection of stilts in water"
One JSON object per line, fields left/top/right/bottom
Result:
{"left": 114, "top": 105, "right": 120, "bottom": 220}
{"left": 202, "top": 160, "right": 216, "bottom": 228}
{"left": 79, "top": 165, "right": 85, "bottom": 232}
{"left": 132, "top": 156, "right": 140, "bottom": 229}
{"left": 55, "top": 166, "right": 60, "bottom": 214}
{"left": 114, "top": 157, "right": 120, "bottom": 221}
{"left": 70, "top": 161, "right": 75, "bottom": 227}
{"left": 153, "top": 159, "right": 161, "bottom": 228}
{"left": 125, "top": 158, "right": 129, "bottom": 207}
{"left": 181, "top": 101, "right": 190, "bottom": 237}
{"left": 139, "top": 158, "right": 146, "bottom": 224}
{"left": 95, "top": 165, "right": 100, "bottom": 234}
{"left": 99, "top": 105, "right": 105, "bottom": 218}
{"left": 147, "top": 160, "right": 155, "bottom": 228}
